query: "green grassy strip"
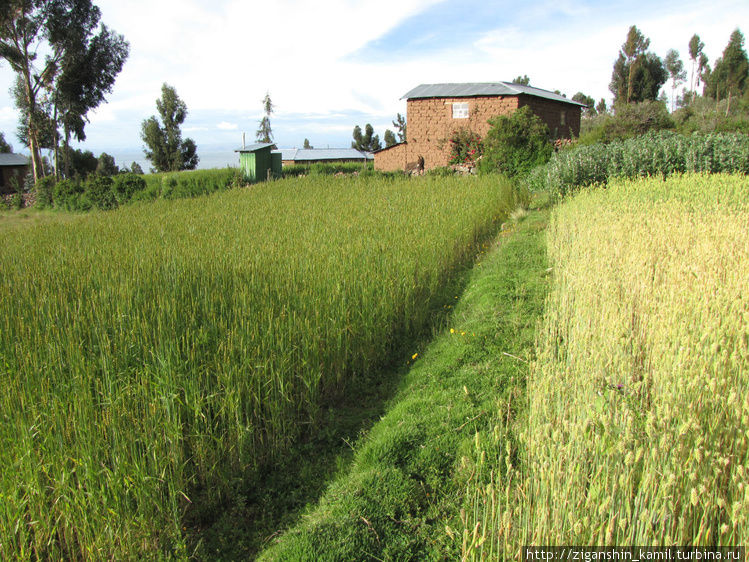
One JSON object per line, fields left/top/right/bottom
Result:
{"left": 257, "top": 207, "right": 550, "bottom": 561}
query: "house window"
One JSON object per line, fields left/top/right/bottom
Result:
{"left": 560, "top": 110, "right": 567, "bottom": 126}
{"left": 452, "top": 102, "right": 469, "bottom": 119}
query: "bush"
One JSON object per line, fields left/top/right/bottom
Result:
{"left": 447, "top": 129, "right": 482, "bottom": 166}
{"left": 152, "top": 168, "right": 244, "bottom": 200}
{"left": 112, "top": 173, "right": 147, "bottom": 204}
{"left": 579, "top": 100, "right": 674, "bottom": 145}
{"left": 85, "top": 175, "right": 117, "bottom": 210}
{"left": 11, "top": 192, "right": 23, "bottom": 210}
{"left": 34, "top": 176, "right": 55, "bottom": 209}
{"left": 479, "top": 106, "right": 552, "bottom": 177}
{"left": 529, "top": 130, "right": 749, "bottom": 197}
{"left": 54, "top": 179, "right": 85, "bottom": 210}
{"left": 673, "top": 96, "right": 749, "bottom": 135}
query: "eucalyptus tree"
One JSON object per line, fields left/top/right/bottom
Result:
{"left": 0, "top": 0, "right": 127, "bottom": 180}
{"left": 392, "top": 112, "right": 406, "bottom": 142}
{"left": 610, "top": 26, "right": 667, "bottom": 105}
{"left": 705, "top": 29, "right": 749, "bottom": 113}
{"left": 688, "top": 34, "right": 706, "bottom": 100}
{"left": 664, "top": 49, "right": 686, "bottom": 111}
{"left": 256, "top": 92, "right": 274, "bottom": 145}
{"left": 141, "top": 83, "right": 199, "bottom": 172}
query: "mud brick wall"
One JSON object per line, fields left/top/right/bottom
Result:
{"left": 374, "top": 143, "right": 408, "bottom": 172}
{"left": 404, "top": 96, "right": 519, "bottom": 169}
{"left": 374, "top": 94, "right": 581, "bottom": 172}
{"left": 518, "top": 95, "right": 581, "bottom": 140}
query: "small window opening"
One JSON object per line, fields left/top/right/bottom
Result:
{"left": 453, "top": 102, "right": 469, "bottom": 119}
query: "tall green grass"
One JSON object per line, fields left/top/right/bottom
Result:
{"left": 0, "top": 174, "right": 515, "bottom": 559}
{"left": 463, "top": 174, "right": 749, "bottom": 558}
{"left": 140, "top": 167, "right": 243, "bottom": 201}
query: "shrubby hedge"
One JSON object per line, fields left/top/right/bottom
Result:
{"left": 526, "top": 131, "right": 749, "bottom": 196}
{"left": 34, "top": 168, "right": 243, "bottom": 212}
{"left": 142, "top": 168, "right": 243, "bottom": 201}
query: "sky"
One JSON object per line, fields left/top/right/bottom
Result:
{"left": 0, "top": 0, "right": 747, "bottom": 169}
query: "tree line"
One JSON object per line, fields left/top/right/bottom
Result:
{"left": 572, "top": 26, "right": 747, "bottom": 124}
{"left": 0, "top": 0, "right": 129, "bottom": 182}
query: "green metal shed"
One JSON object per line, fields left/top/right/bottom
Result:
{"left": 235, "top": 142, "right": 282, "bottom": 182}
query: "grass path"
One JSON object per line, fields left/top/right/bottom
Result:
{"left": 256, "top": 206, "right": 550, "bottom": 561}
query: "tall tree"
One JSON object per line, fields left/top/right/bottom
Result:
{"left": 351, "top": 124, "right": 381, "bottom": 152}
{"left": 303, "top": 138, "right": 312, "bottom": 149}
{"left": 53, "top": 22, "right": 128, "bottom": 177}
{"left": 63, "top": 146, "right": 97, "bottom": 178}
{"left": 392, "top": 112, "right": 406, "bottom": 142}
{"left": 12, "top": 74, "right": 55, "bottom": 153}
{"left": 0, "top": 132, "right": 11, "bottom": 153}
{"left": 95, "top": 151, "right": 117, "bottom": 176}
{"left": 0, "top": 0, "right": 125, "bottom": 181}
{"left": 141, "top": 83, "right": 199, "bottom": 172}
{"left": 610, "top": 27, "right": 667, "bottom": 105}
{"left": 256, "top": 92, "right": 274, "bottom": 145}
{"left": 698, "top": 53, "right": 710, "bottom": 96}
{"left": 622, "top": 26, "right": 649, "bottom": 103}
{"left": 0, "top": 0, "right": 57, "bottom": 179}
{"left": 688, "top": 34, "right": 705, "bottom": 99}
{"left": 664, "top": 49, "right": 686, "bottom": 111}
{"left": 705, "top": 29, "right": 749, "bottom": 113}
{"left": 572, "top": 92, "right": 596, "bottom": 116}
{"left": 596, "top": 98, "right": 608, "bottom": 114}
{"left": 383, "top": 129, "right": 397, "bottom": 148}
{"left": 512, "top": 75, "right": 530, "bottom": 85}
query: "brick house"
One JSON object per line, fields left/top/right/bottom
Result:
{"left": 374, "top": 82, "right": 585, "bottom": 172}
{"left": 0, "top": 153, "right": 30, "bottom": 194}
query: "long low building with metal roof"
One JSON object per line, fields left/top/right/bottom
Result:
{"left": 375, "top": 81, "right": 586, "bottom": 172}
{"left": 280, "top": 148, "right": 373, "bottom": 166}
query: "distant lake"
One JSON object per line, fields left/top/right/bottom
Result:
{"left": 105, "top": 147, "right": 239, "bottom": 173}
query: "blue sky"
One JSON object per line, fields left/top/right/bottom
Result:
{"left": 0, "top": 0, "right": 746, "bottom": 169}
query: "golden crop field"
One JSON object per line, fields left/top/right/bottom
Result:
{"left": 464, "top": 174, "right": 749, "bottom": 558}
{"left": 0, "top": 174, "right": 516, "bottom": 559}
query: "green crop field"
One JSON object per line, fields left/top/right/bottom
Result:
{"left": 463, "top": 174, "right": 749, "bottom": 559}
{"left": 0, "top": 174, "right": 517, "bottom": 559}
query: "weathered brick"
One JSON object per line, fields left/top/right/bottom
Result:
{"left": 375, "top": 91, "right": 581, "bottom": 172}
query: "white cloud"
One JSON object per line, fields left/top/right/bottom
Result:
{"left": 217, "top": 122, "right": 238, "bottom": 130}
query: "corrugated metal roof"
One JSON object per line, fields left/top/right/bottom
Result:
{"left": 0, "top": 153, "right": 29, "bottom": 166}
{"left": 401, "top": 82, "right": 586, "bottom": 106}
{"left": 280, "top": 148, "right": 374, "bottom": 162}
{"left": 235, "top": 142, "right": 274, "bottom": 152}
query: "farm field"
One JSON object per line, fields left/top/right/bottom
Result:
{"left": 0, "top": 174, "right": 517, "bottom": 559}
{"left": 463, "top": 174, "right": 749, "bottom": 558}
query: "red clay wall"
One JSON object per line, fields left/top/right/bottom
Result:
{"left": 404, "top": 96, "right": 519, "bottom": 169}
{"left": 373, "top": 95, "right": 582, "bottom": 172}
{"left": 374, "top": 143, "right": 407, "bottom": 171}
